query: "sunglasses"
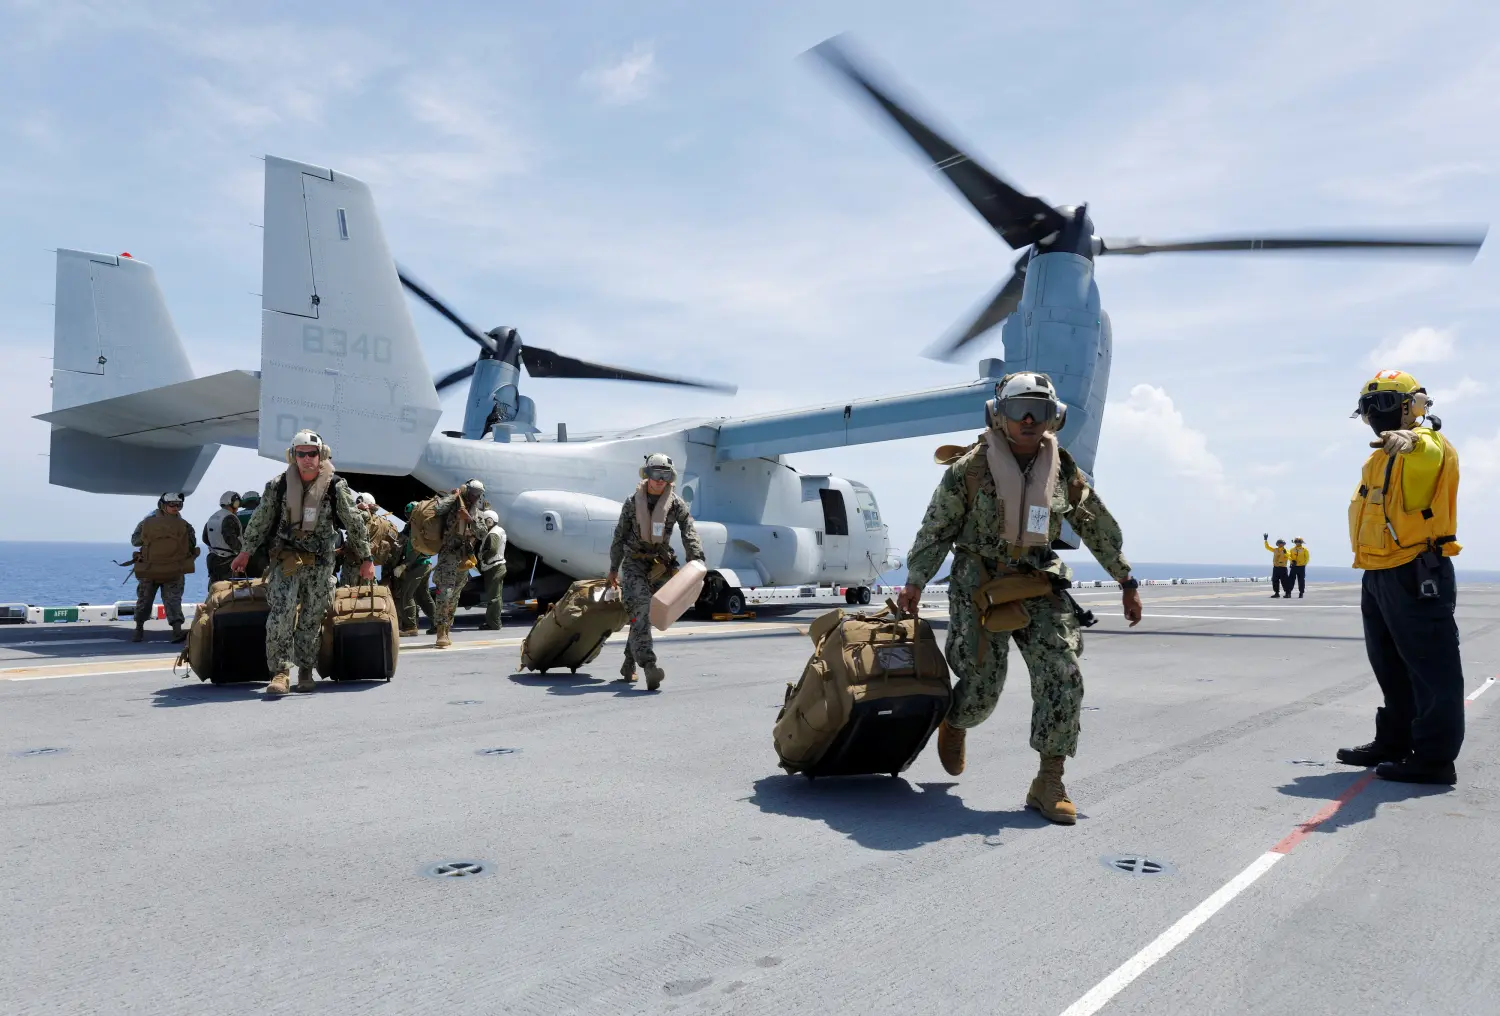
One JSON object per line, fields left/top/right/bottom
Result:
{"left": 294, "top": 449, "right": 321, "bottom": 459}
{"left": 999, "top": 397, "right": 1058, "bottom": 423}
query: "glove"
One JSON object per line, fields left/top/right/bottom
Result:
{"left": 393, "top": 564, "right": 405, "bottom": 579}
{"left": 1371, "top": 430, "right": 1417, "bottom": 455}
{"left": 1262, "top": 533, "right": 1268, "bottom": 541}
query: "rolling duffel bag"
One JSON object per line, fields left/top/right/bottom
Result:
{"left": 177, "top": 578, "right": 272, "bottom": 685}
{"left": 317, "top": 583, "right": 400, "bottom": 682}
{"left": 773, "top": 600, "right": 952, "bottom": 779}
{"left": 519, "top": 579, "right": 629, "bottom": 674}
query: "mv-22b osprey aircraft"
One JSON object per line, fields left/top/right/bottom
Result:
{"left": 36, "top": 39, "right": 1484, "bottom": 613}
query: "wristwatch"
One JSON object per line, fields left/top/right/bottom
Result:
{"left": 1119, "top": 577, "right": 1139, "bottom": 591}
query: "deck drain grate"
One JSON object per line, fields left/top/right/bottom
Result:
{"left": 11, "top": 747, "right": 68, "bottom": 758}
{"left": 1288, "top": 759, "right": 1328, "bottom": 767}
{"left": 1101, "top": 855, "right": 1175, "bottom": 876}
{"left": 449, "top": 700, "right": 482, "bottom": 706}
{"left": 422, "top": 861, "right": 492, "bottom": 880}
{"left": 476, "top": 747, "right": 518, "bottom": 756}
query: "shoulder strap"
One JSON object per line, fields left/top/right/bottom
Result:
{"left": 963, "top": 449, "right": 986, "bottom": 510}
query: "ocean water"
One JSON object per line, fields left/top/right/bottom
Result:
{"left": 2, "top": 542, "right": 1497, "bottom": 608}
{"left": 0, "top": 542, "right": 216, "bottom": 607}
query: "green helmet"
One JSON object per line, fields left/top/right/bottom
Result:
{"left": 241, "top": 491, "right": 261, "bottom": 508}
{"left": 405, "top": 501, "right": 417, "bottom": 518}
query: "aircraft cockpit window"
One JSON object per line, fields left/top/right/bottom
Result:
{"left": 852, "top": 486, "right": 882, "bottom": 531}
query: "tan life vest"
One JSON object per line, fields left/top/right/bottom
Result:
{"left": 135, "top": 513, "right": 197, "bottom": 580}
{"left": 1348, "top": 431, "right": 1461, "bottom": 570}
{"left": 634, "top": 483, "right": 672, "bottom": 544}
{"left": 983, "top": 429, "right": 1059, "bottom": 548}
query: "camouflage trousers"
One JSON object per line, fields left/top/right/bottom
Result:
{"left": 432, "top": 552, "right": 471, "bottom": 629}
{"left": 205, "top": 554, "right": 235, "bottom": 586}
{"left": 264, "top": 559, "right": 336, "bottom": 673}
{"left": 135, "top": 575, "right": 186, "bottom": 626}
{"left": 395, "top": 562, "right": 436, "bottom": 631}
{"left": 944, "top": 564, "right": 1085, "bottom": 757}
{"left": 620, "top": 562, "right": 664, "bottom": 669}
{"left": 481, "top": 565, "right": 506, "bottom": 628}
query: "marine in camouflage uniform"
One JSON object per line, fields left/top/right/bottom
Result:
{"left": 607, "top": 453, "right": 704, "bottom": 690}
{"left": 391, "top": 511, "right": 437, "bottom": 635}
{"left": 430, "top": 480, "right": 487, "bottom": 648}
{"left": 902, "top": 372, "right": 1139, "bottom": 825}
{"left": 129, "top": 493, "right": 199, "bottom": 642}
{"left": 237, "top": 431, "right": 372, "bottom": 694}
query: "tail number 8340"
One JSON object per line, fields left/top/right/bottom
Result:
{"left": 302, "top": 325, "right": 392, "bottom": 362}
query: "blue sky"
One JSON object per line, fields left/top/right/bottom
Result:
{"left": 2, "top": 0, "right": 1497, "bottom": 568}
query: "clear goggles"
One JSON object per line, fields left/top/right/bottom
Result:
{"left": 998, "top": 396, "right": 1059, "bottom": 424}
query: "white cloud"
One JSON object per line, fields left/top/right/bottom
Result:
{"left": 583, "top": 43, "right": 657, "bottom": 106}
{"left": 1367, "top": 326, "right": 1455, "bottom": 369}
{"left": 1431, "top": 376, "right": 1486, "bottom": 406}
{"left": 1107, "top": 385, "right": 1234, "bottom": 499}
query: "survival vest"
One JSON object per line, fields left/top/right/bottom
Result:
{"left": 1348, "top": 430, "right": 1461, "bottom": 570}
{"left": 134, "top": 513, "right": 197, "bottom": 580}
{"left": 203, "top": 508, "right": 237, "bottom": 557}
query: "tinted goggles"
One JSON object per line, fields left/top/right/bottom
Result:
{"left": 1357, "top": 391, "right": 1408, "bottom": 417}
{"left": 999, "top": 396, "right": 1059, "bottom": 424}
{"left": 644, "top": 467, "right": 673, "bottom": 481}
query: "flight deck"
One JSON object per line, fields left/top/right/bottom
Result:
{"left": 1, "top": 583, "right": 1496, "bottom": 1015}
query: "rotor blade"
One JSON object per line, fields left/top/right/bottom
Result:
{"left": 396, "top": 266, "right": 497, "bottom": 351}
{"left": 434, "top": 361, "right": 477, "bottom": 395}
{"left": 809, "top": 36, "right": 1065, "bottom": 249}
{"left": 924, "top": 256, "right": 1028, "bottom": 362}
{"left": 1097, "top": 229, "right": 1487, "bottom": 258}
{"left": 522, "top": 345, "right": 737, "bottom": 394}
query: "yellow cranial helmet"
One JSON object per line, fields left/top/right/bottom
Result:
{"left": 1354, "top": 369, "right": 1429, "bottom": 426}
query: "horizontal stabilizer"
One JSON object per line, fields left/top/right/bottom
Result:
{"left": 715, "top": 377, "right": 997, "bottom": 462}
{"left": 36, "top": 370, "right": 260, "bottom": 449}
{"left": 48, "top": 429, "right": 217, "bottom": 495}
{"left": 259, "top": 156, "right": 442, "bottom": 473}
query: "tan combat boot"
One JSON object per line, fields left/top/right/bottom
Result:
{"left": 131, "top": 626, "right": 145, "bottom": 643}
{"left": 170, "top": 622, "right": 186, "bottom": 643}
{"left": 644, "top": 666, "right": 665, "bottom": 691}
{"left": 1026, "top": 754, "right": 1077, "bottom": 825}
{"left": 618, "top": 659, "right": 637, "bottom": 683}
{"left": 434, "top": 626, "right": 452, "bottom": 649}
{"left": 266, "top": 671, "right": 291, "bottom": 697}
{"left": 295, "top": 667, "right": 316, "bottom": 693}
{"left": 936, "top": 720, "right": 966, "bottom": 776}
{"left": 399, "top": 627, "right": 418, "bottom": 638}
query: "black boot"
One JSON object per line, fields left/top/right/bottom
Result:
{"left": 1374, "top": 756, "right": 1457, "bottom": 785}
{"left": 1336, "top": 740, "right": 1408, "bottom": 767}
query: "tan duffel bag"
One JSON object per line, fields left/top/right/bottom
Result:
{"left": 318, "top": 583, "right": 401, "bottom": 681}
{"left": 177, "top": 578, "right": 272, "bottom": 685}
{"left": 520, "top": 579, "right": 629, "bottom": 674}
{"left": 773, "top": 600, "right": 951, "bottom": 778}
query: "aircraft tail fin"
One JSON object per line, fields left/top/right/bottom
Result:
{"left": 258, "top": 156, "right": 442, "bottom": 473}
{"left": 45, "top": 249, "right": 219, "bottom": 494}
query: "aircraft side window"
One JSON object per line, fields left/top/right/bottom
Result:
{"left": 819, "top": 489, "right": 849, "bottom": 537}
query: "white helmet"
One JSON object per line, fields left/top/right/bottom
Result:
{"left": 987, "top": 372, "right": 1067, "bottom": 432}
{"left": 352, "top": 492, "right": 373, "bottom": 509}
{"left": 479, "top": 509, "right": 500, "bottom": 528}
{"left": 640, "top": 452, "right": 676, "bottom": 482}
{"left": 286, "top": 429, "right": 330, "bottom": 464}
{"left": 219, "top": 490, "right": 240, "bottom": 508}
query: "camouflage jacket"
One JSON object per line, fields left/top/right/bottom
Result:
{"left": 608, "top": 490, "right": 704, "bottom": 573}
{"left": 432, "top": 493, "right": 482, "bottom": 558}
{"left": 241, "top": 473, "right": 371, "bottom": 567}
{"left": 905, "top": 443, "right": 1130, "bottom": 589}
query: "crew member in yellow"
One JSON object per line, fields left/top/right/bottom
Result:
{"left": 1263, "top": 535, "right": 1290, "bottom": 597}
{"left": 1336, "top": 369, "right": 1463, "bottom": 785}
{"left": 1287, "top": 538, "right": 1310, "bottom": 598}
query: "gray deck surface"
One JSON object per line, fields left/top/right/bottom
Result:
{"left": 1, "top": 584, "right": 1497, "bottom": 1015}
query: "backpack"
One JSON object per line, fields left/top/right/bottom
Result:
{"left": 407, "top": 498, "right": 444, "bottom": 556}
{"left": 772, "top": 601, "right": 951, "bottom": 776}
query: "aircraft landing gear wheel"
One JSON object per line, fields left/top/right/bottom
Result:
{"left": 844, "top": 588, "right": 857, "bottom": 605}
{"left": 856, "top": 586, "right": 872, "bottom": 605}
{"left": 720, "top": 587, "right": 746, "bottom": 617}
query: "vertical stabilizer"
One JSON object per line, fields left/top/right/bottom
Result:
{"left": 51, "top": 250, "right": 194, "bottom": 412}
{"left": 47, "top": 250, "right": 217, "bottom": 494}
{"left": 258, "top": 156, "right": 442, "bottom": 472}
